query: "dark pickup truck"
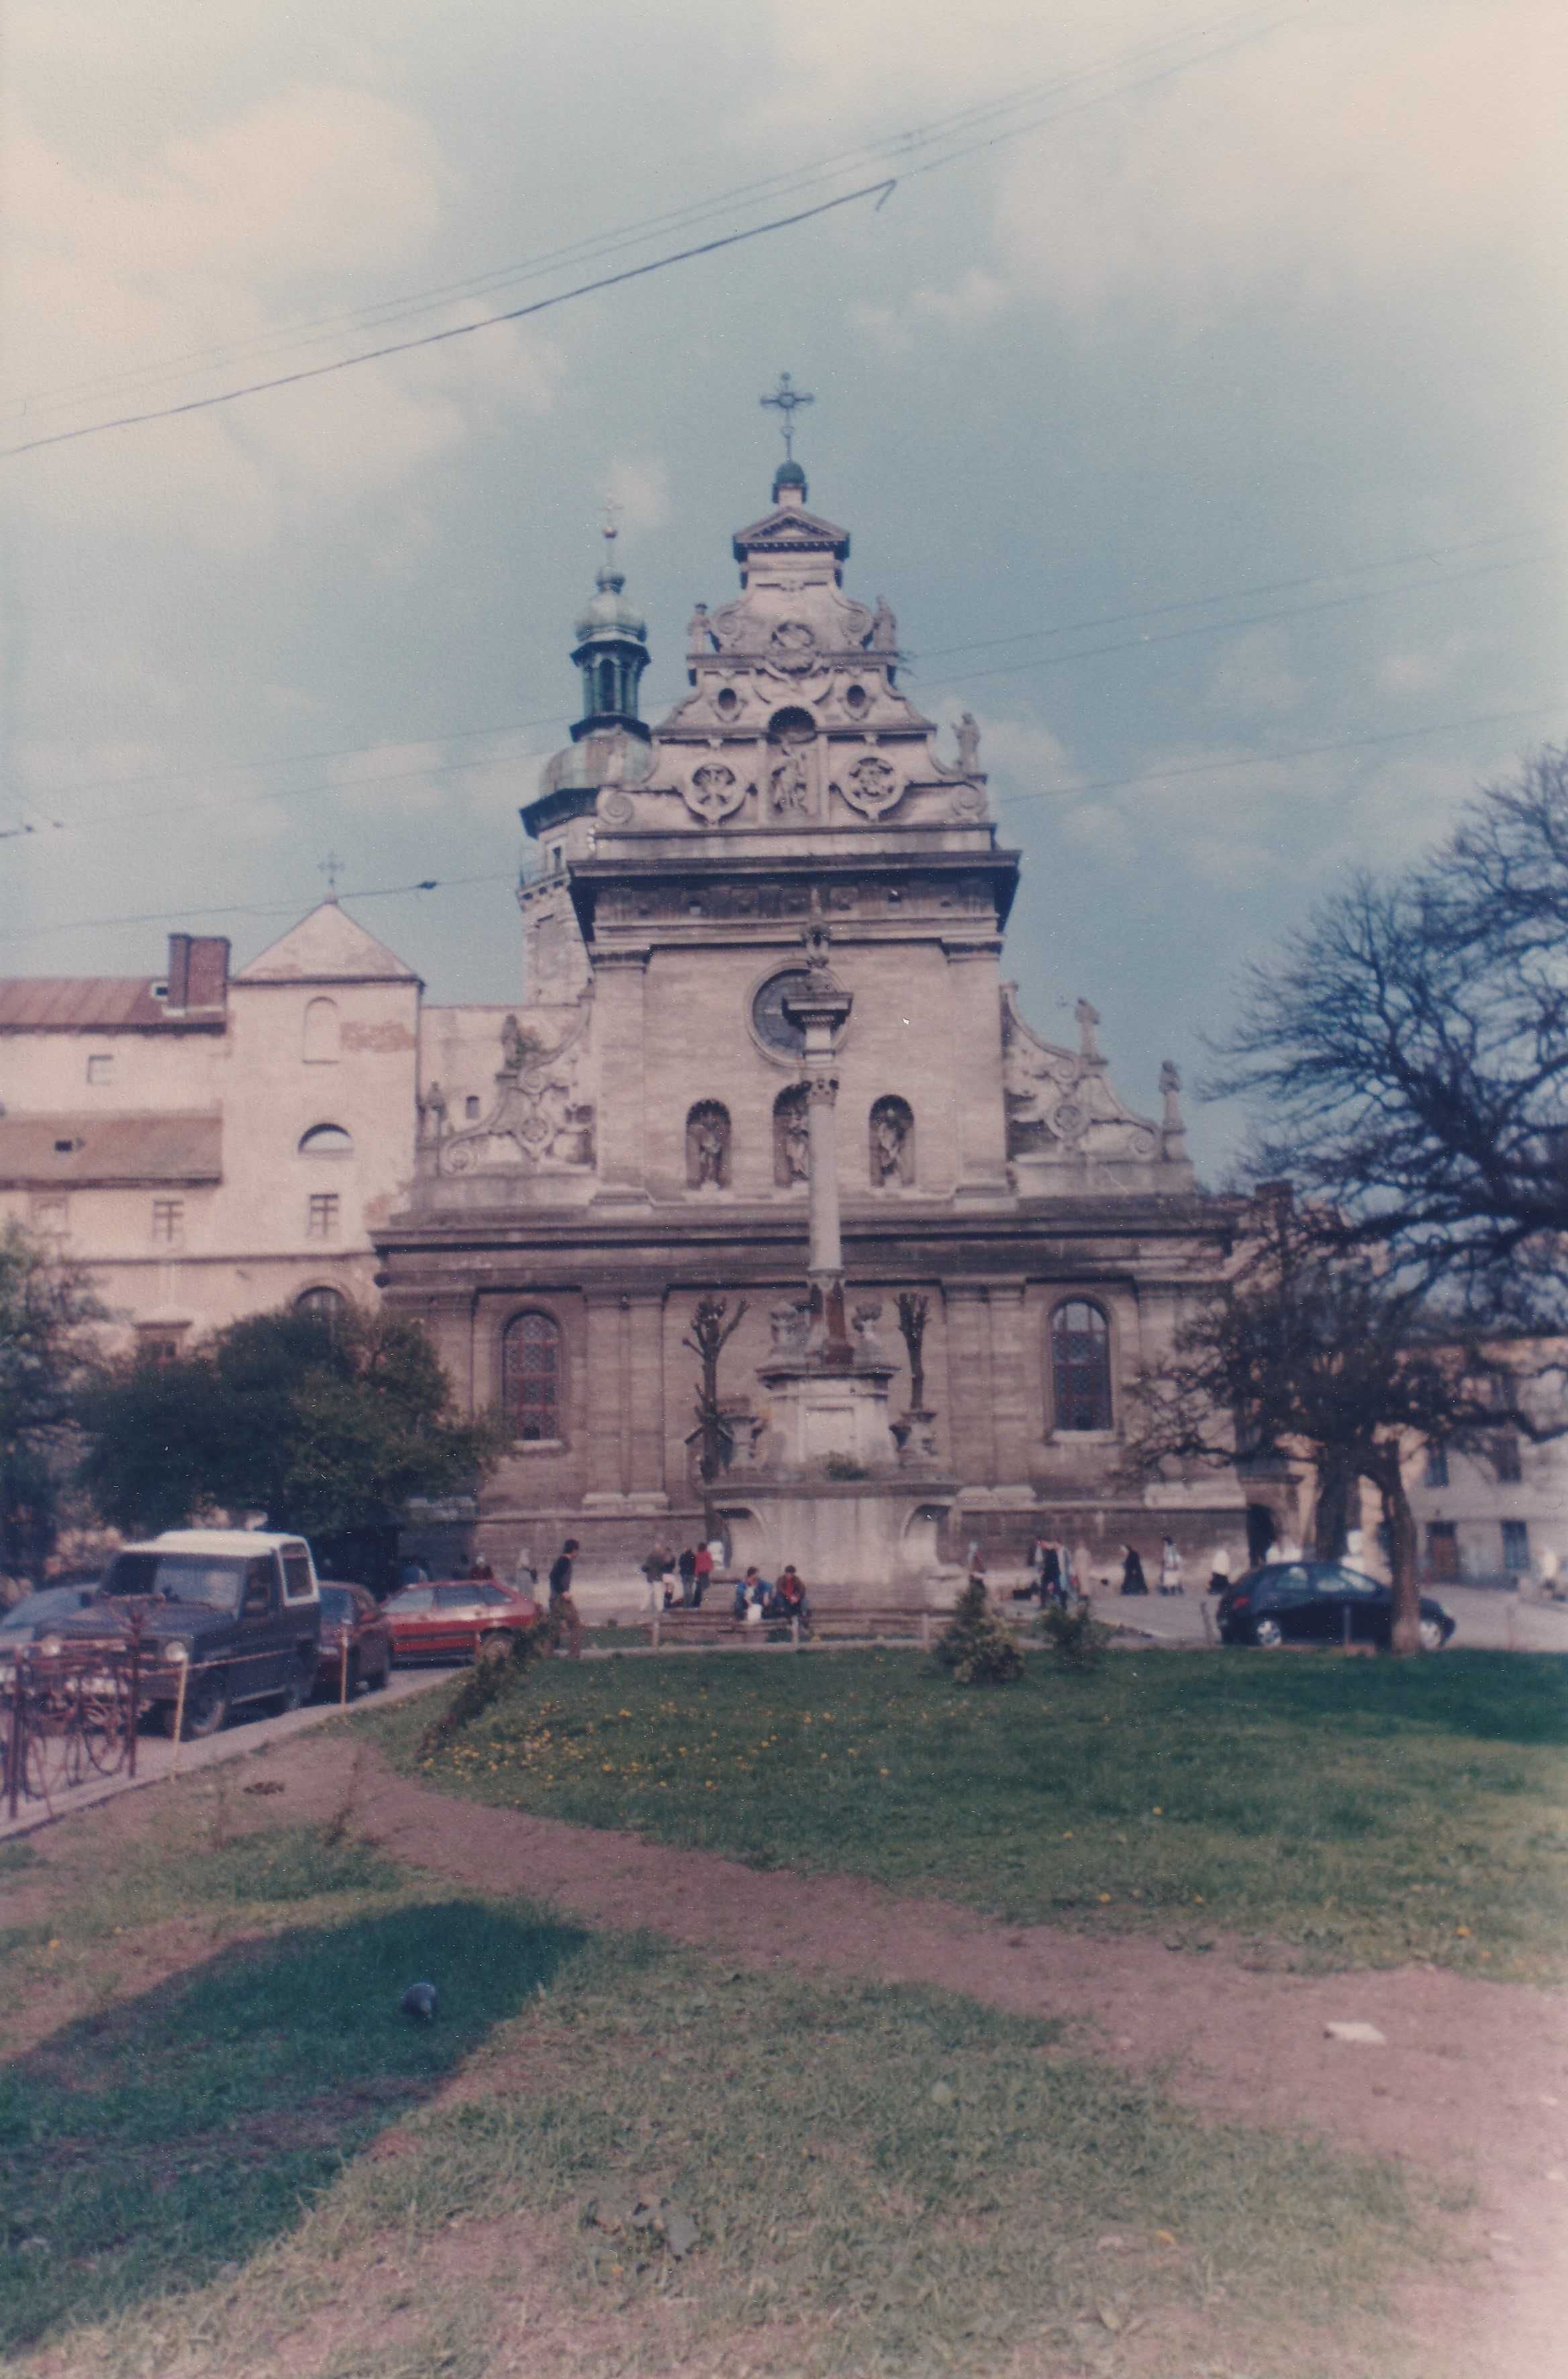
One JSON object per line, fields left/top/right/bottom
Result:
{"left": 56, "top": 1528, "right": 323, "bottom": 1737}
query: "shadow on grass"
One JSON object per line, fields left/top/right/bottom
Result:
{"left": 0, "top": 1896, "right": 587, "bottom": 2356}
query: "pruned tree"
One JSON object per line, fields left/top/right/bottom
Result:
{"left": 77, "top": 1301, "right": 500, "bottom": 1541}
{"left": 1119, "top": 1190, "right": 1543, "bottom": 1654}
{"left": 682, "top": 1294, "right": 748, "bottom": 1534}
{"left": 1210, "top": 746, "right": 1568, "bottom": 1325}
{"left": 0, "top": 1222, "right": 105, "bottom": 1583}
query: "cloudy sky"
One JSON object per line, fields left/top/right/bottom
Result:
{"left": 3, "top": 0, "right": 1563, "bottom": 1173}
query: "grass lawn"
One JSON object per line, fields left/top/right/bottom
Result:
{"left": 0, "top": 1790, "right": 1415, "bottom": 2379}
{"left": 377, "top": 1645, "right": 1568, "bottom": 1979}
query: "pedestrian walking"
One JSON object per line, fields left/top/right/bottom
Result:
{"left": 692, "top": 1542, "right": 715, "bottom": 1607}
{"left": 1120, "top": 1544, "right": 1148, "bottom": 1596}
{"left": 677, "top": 1547, "right": 697, "bottom": 1605}
{"left": 548, "top": 1537, "right": 584, "bottom": 1658}
{"left": 1159, "top": 1536, "right": 1183, "bottom": 1596}
{"left": 640, "top": 1543, "right": 668, "bottom": 1614}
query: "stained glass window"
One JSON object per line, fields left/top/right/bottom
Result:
{"left": 505, "top": 1312, "right": 562, "bottom": 1443}
{"left": 1050, "top": 1300, "right": 1112, "bottom": 1433}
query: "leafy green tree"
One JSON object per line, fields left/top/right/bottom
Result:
{"left": 932, "top": 1577, "right": 1024, "bottom": 1685}
{"left": 0, "top": 1221, "right": 106, "bottom": 1582}
{"left": 78, "top": 1302, "right": 500, "bottom": 1541}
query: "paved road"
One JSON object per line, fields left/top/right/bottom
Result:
{"left": 0, "top": 1665, "right": 450, "bottom": 1842}
{"left": 1093, "top": 1580, "right": 1568, "bottom": 1653}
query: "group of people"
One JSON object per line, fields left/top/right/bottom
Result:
{"left": 1015, "top": 1537, "right": 1085, "bottom": 1609}
{"left": 639, "top": 1541, "right": 720, "bottom": 1610}
{"left": 734, "top": 1563, "right": 811, "bottom": 1629}
{"left": 1116, "top": 1537, "right": 1187, "bottom": 1597}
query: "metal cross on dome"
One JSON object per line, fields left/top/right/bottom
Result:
{"left": 761, "top": 371, "right": 814, "bottom": 460}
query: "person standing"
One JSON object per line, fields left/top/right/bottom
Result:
{"left": 692, "top": 1541, "right": 714, "bottom": 1607}
{"left": 1040, "top": 1539, "right": 1065, "bottom": 1608}
{"left": 640, "top": 1543, "right": 668, "bottom": 1614}
{"left": 677, "top": 1546, "right": 697, "bottom": 1606}
{"left": 1207, "top": 1546, "right": 1232, "bottom": 1596}
{"left": 1120, "top": 1544, "right": 1148, "bottom": 1596}
{"left": 1159, "top": 1536, "right": 1183, "bottom": 1596}
{"left": 548, "top": 1537, "right": 583, "bottom": 1658}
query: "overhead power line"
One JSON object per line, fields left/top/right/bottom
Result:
{"left": 4, "top": 696, "right": 1561, "bottom": 949}
{"left": 0, "top": 180, "right": 897, "bottom": 460}
{"left": 1, "top": 0, "right": 1286, "bottom": 433}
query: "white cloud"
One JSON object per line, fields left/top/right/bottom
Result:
{"left": 3, "top": 85, "right": 563, "bottom": 551}
{"left": 605, "top": 456, "right": 673, "bottom": 536}
{"left": 852, "top": 269, "right": 1010, "bottom": 356}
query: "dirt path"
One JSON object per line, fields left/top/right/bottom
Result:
{"left": 27, "top": 1728, "right": 1568, "bottom": 2376}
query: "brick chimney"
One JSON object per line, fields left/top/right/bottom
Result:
{"left": 164, "top": 932, "right": 230, "bottom": 1015}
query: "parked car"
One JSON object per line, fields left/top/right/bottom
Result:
{"left": 315, "top": 1583, "right": 393, "bottom": 1698}
{"left": 0, "top": 1582, "right": 103, "bottom": 1654}
{"left": 53, "top": 1528, "right": 323, "bottom": 1737}
{"left": 383, "top": 1579, "right": 541, "bottom": 1666}
{"left": 1218, "top": 1561, "right": 1456, "bottom": 1652}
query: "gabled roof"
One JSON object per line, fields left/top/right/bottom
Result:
{"left": 234, "top": 900, "right": 420, "bottom": 987}
{"left": 732, "top": 503, "right": 850, "bottom": 563}
{"left": 0, "top": 978, "right": 170, "bottom": 1030}
{"left": 0, "top": 1112, "right": 222, "bottom": 1187}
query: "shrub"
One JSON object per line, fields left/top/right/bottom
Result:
{"left": 822, "top": 1451, "right": 871, "bottom": 1481}
{"left": 1038, "top": 1599, "right": 1112, "bottom": 1673}
{"left": 418, "top": 1614, "right": 558, "bottom": 1755}
{"left": 932, "top": 1578, "right": 1024, "bottom": 1686}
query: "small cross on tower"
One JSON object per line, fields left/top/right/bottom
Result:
{"left": 761, "top": 370, "right": 814, "bottom": 460}
{"left": 319, "top": 851, "right": 344, "bottom": 900}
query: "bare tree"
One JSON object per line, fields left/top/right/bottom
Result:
{"left": 1118, "top": 1190, "right": 1537, "bottom": 1654}
{"left": 682, "top": 1295, "right": 748, "bottom": 1535}
{"left": 1211, "top": 747, "right": 1568, "bottom": 1326}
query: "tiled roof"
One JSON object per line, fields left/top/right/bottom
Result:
{"left": 0, "top": 978, "right": 172, "bottom": 1030}
{"left": 0, "top": 1113, "right": 222, "bottom": 1186}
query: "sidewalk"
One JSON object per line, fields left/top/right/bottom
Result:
{"left": 0, "top": 1665, "right": 448, "bottom": 1842}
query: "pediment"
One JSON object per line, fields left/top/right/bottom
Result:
{"left": 732, "top": 505, "right": 850, "bottom": 561}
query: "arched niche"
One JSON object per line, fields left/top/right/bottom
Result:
{"left": 686, "top": 1100, "right": 731, "bottom": 1189}
{"left": 869, "top": 1095, "right": 914, "bottom": 1187}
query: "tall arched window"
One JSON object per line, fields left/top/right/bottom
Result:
{"left": 1050, "top": 1300, "right": 1112, "bottom": 1433}
{"left": 503, "top": 1311, "right": 563, "bottom": 1443}
{"left": 303, "top": 997, "right": 340, "bottom": 1064}
{"left": 296, "top": 1285, "right": 347, "bottom": 1323}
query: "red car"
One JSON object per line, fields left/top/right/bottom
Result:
{"left": 382, "top": 1580, "right": 542, "bottom": 1666}
{"left": 315, "top": 1583, "right": 393, "bottom": 1698}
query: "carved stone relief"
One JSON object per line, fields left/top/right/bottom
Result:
{"left": 684, "top": 761, "right": 746, "bottom": 824}
{"left": 686, "top": 1100, "right": 730, "bottom": 1188}
{"left": 773, "top": 1083, "right": 811, "bottom": 1185}
{"left": 435, "top": 1014, "right": 595, "bottom": 1177}
{"left": 833, "top": 750, "right": 905, "bottom": 820}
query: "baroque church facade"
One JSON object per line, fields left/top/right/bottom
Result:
{"left": 379, "top": 462, "right": 1248, "bottom": 1583}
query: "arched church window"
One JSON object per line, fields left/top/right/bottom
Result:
{"left": 296, "top": 1285, "right": 346, "bottom": 1324}
{"left": 503, "top": 1311, "right": 563, "bottom": 1444}
{"left": 773, "top": 1085, "right": 810, "bottom": 1187}
{"left": 1050, "top": 1300, "right": 1112, "bottom": 1433}
{"left": 302, "top": 997, "right": 340, "bottom": 1065}
{"left": 869, "top": 1096, "right": 914, "bottom": 1188}
{"left": 686, "top": 1101, "right": 731, "bottom": 1190}
{"left": 298, "top": 1123, "right": 353, "bottom": 1157}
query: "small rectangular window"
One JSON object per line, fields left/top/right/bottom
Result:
{"left": 1423, "top": 1443, "right": 1448, "bottom": 1488}
{"left": 465, "top": 1096, "right": 481, "bottom": 1120}
{"left": 281, "top": 1549, "right": 314, "bottom": 1602}
{"left": 1492, "top": 1433, "right": 1522, "bottom": 1484}
{"left": 150, "top": 1198, "right": 183, "bottom": 1245}
{"left": 1428, "top": 1520, "right": 1459, "bottom": 1580}
{"left": 307, "top": 1193, "right": 340, "bottom": 1240}
{"left": 86, "top": 1053, "right": 113, "bottom": 1085}
{"left": 1502, "top": 1518, "right": 1530, "bottom": 1574}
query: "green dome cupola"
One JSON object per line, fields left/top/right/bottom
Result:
{"left": 569, "top": 522, "right": 650, "bottom": 744}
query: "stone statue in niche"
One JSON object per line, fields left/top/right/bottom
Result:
{"left": 869, "top": 1096, "right": 914, "bottom": 1186}
{"left": 955, "top": 712, "right": 981, "bottom": 773}
{"left": 769, "top": 725, "right": 814, "bottom": 816}
{"left": 687, "top": 602, "right": 712, "bottom": 657}
{"left": 686, "top": 1102, "right": 730, "bottom": 1189}
{"left": 869, "top": 595, "right": 897, "bottom": 652}
{"left": 775, "top": 1085, "right": 811, "bottom": 1185}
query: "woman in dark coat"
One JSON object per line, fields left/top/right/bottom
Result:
{"left": 1120, "top": 1543, "right": 1148, "bottom": 1596}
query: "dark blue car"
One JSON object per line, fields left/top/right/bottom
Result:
{"left": 1218, "top": 1561, "right": 1455, "bottom": 1652}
